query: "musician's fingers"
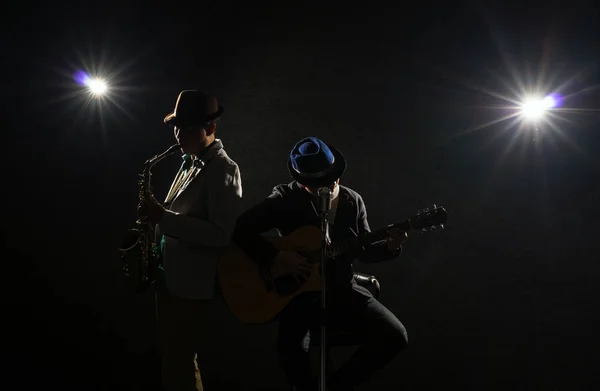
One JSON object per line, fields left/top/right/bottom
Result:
{"left": 299, "top": 261, "right": 312, "bottom": 270}
{"left": 294, "top": 253, "right": 308, "bottom": 260}
{"left": 295, "top": 264, "right": 311, "bottom": 276}
{"left": 297, "top": 269, "right": 310, "bottom": 279}
{"left": 293, "top": 270, "right": 308, "bottom": 281}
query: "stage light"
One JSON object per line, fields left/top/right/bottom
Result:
{"left": 86, "top": 78, "right": 107, "bottom": 95}
{"left": 73, "top": 70, "right": 108, "bottom": 97}
{"left": 66, "top": 67, "right": 136, "bottom": 128}
{"left": 519, "top": 95, "right": 557, "bottom": 120}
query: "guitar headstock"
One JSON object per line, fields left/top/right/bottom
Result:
{"left": 410, "top": 204, "right": 448, "bottom": 233}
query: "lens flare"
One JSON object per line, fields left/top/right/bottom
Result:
{"left": 73, "top": 70, "right": 108, "bottom": 96}
{"left": 520, "top": 94, "right": 561, "bottom": 120}
{"left": 87, "top": 78, "right": 107, "bottom": 95}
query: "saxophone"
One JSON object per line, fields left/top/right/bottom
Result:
{"left": 118, "top": 144, "right": 181, "bottom": 293}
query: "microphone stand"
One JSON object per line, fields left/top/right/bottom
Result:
{"left": 317, "top": 188, "right": 332, "bottom": 391}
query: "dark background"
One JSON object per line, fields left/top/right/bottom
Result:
{"left": 3, "top": 1, "right": 600, "bottom": 390}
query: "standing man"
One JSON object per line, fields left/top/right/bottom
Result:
{"left": 232, "top": 136, "right": 408, "bottom": 391}
{"left": 139, "top": 90, "right": 243, "bottom": 391}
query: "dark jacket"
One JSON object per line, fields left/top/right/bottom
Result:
{"left": 232, "top": 181, "right": 401, "bottom": 292}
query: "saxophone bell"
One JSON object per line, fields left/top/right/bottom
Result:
{"left": 118, "top": 228, "right": 147, "bottom": 293}
{"left": 118, "top": 228, "right": 142, "bottom": 252}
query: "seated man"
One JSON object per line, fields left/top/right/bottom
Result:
{"left": 232, "top": 137, "right": 408, "bottom": 391}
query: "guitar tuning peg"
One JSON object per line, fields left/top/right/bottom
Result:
{"left": 439, "top": 224, "right": 444, "bottom": 230}
{"left": 433, "top": 204, "right": 437, "bottom": 209}
{"left": 421, "top": 228, "right": 427, "bottom": 234}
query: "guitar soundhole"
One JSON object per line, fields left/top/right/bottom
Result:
{"left": 260, "top": 269, "right": 307, "bottom": 295}
{"left": 273, "top": 275, "right": 306, "bottom": 296}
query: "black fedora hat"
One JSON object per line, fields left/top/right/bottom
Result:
{"left": 164, "top": 90, "right": 224, "bottom": 127}
{"left": 287, "top": 137, "right": 347, "bottom": 187}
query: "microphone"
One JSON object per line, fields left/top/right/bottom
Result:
{"left": 317, "top": 187, "right": 333, "bottom": 216}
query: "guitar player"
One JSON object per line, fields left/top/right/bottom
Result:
{"left": 232, "top": 137, "right": 408, "bottom": 391}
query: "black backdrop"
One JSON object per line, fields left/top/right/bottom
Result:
{"left": 3, "top": 2, "right": 600, "bottom": 390}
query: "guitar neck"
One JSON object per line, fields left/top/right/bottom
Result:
{"left": 326, "top": 220, "right": 412, "bottom": 258}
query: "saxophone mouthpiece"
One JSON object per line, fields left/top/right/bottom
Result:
{"left": 145, "top": 144, "right": 181, "bottom": 166}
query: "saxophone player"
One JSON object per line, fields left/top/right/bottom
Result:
{"left": 138, "top": 90, "right": 243, "bottom": 391}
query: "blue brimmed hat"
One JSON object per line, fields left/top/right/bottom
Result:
{"left": 287, "top": 137, "right": 347, "bottom": 187}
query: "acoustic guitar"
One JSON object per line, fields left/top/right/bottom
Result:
{"left": 218, "top": 205, "right": 447, "bottom": 324}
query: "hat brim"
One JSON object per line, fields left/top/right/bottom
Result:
{"left": 287, "top": 144, "right": 347, "bottom": 187}
{"left": 164, "top": 106, "right": 224, "bottom": 127}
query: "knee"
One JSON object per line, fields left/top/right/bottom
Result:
{"left": 381, "top": 322, "right": 408, "bottom": 353}
{"left": 395, "top": 323, "right": 408, "bottom": 350}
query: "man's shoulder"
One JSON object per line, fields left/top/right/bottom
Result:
{"left": 272, "top": 181, "right": 303, "bottom": 196}
{"left": 213, "top": 148, "right": 239, "bottom": 173}
{"left": 339, "top": 185, "right": 363, "bottom": 202}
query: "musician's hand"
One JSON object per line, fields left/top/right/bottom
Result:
{"left": 386, "top": 228, "right": 408, "bottom": 252}
{"left": 138, "top": 193, "right": 166, "bottom": 225}
{"left": 270, "top": 251, "right": 312, "bottom": 281}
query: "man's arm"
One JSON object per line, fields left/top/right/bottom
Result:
{"left": 232, "top": 187, "right": 287, "bottom": 269}
{"left": 354, "top": 195, "right": 402, "bottom": 263}
{"left": 159, "top": 162, "right": 243, "bottom": 247}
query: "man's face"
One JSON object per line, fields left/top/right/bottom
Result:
{"left": 173, "top": 125, "right": 208, "bottom": 155}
